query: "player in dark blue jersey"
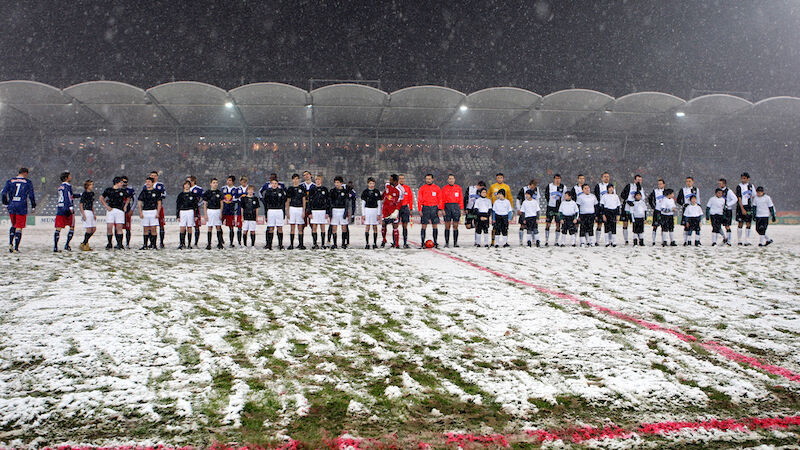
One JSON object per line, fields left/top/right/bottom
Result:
{"left": 121, "top": 176, "right": 137, "bottom": 248}
{"left": 259, "top": 173, "right": 286, "bottom": 199}
{"left": 285, "top": 174, "right": 308, "bottom": 249}
{"left": 78, "top": 180, "right": 97, "bottom": 251}
{"left": 138, "top": 177, "right": 163, "bottom": 250}
{"left": 2, "top": 167, "right": 36, "bottom": 252}
{"left": 145, "top": 171, "right": 167, "bottom": 248}
{"left": 300, "top": 171, "right": 316, "bottom": 239}
{"left": 221, "top": 175, "right": 242, "bottom": 248}
{"left": 187, "top": 175, "right": 204, "bottom": 246}
{"left": 100, "top": 176, "right": 131, "bottom": 250}
{"left": 54, "top": 171, "right": 76, "bottom": 252}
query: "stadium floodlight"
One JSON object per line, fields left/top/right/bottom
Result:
{"left": 675, "top": 111, "right": 686, "bottom": 117}
{"left": 225, "top": 101, "right": 234, "bottom": 108}
{"left": 459, "top": 104, "right": 468, "bottom": 112}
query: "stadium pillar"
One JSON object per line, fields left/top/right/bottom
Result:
{"left": 622, "top": 134, "right": 628, "bottom": 159}
{"left": 438, "top": 129, "right": 444, "bottom": 164}
{"left": 242, "top": 128, "right": 247, "bottom": 161}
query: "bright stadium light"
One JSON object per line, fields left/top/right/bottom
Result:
{"left": 225, "top": 101, "right": 234, "bottom": 108}
{"left": 459, "top": 104, "right": 468, "bottom": 112}
{"left": 675, "top": 111, "right": 686, "bottom": 117}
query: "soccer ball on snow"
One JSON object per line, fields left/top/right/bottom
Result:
{"left": 424, "top": 240, "right": 435, "bottom": 248}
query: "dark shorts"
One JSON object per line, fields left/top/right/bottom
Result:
{"left": 756, "top": 217, "right": 769, "bottom": 235}
{"left": 579, "top": 214, "right": 595, "bottom": 236}
{"left": 603, "top": 213, "right": 618, "bottom": 233}
{"left": 561, "top": 215, "right": 577, "bottom": 234}
{"left": 444, "top": 203, "right": 461, "bottom": 222}
{"left": 652, "top": 211, "right": 661, "bottom": 228}
{"left": 620, "top": 210, "right": 632, "bottom": 222}
{"left": 399, "top": 205, "right": 411, "bottom": 224}
{"left": 723, "top": 209, "right": 733, "bottom": 226}
{"left": 736, "top": 205, "right": 753, "bottom": 224}
{"left": 660, "top": 214, "right": 675, "bottom": 232}
{"left": 685, "top": 217, "right": 701, "bottom": 232}
{"left": 711, "top": 214, "right": 725, "bottom": 233}
{"left": 524, "top": 216, "right": 539, "bottom": 233}
{"left": 464, "top": 210, "right": 477, "bottom": 228}
{"left": 494, "top": 215, "right": 509, "bottom": 235}
{"left": 475, "top": 213, "right": 490, "bottom": 233}
{"left": 633, "top": 217, "right": 645, "bottom": 234}
{"left": 420, "top": 205, "right": 440, "bottom": 225}
{"left": 545, "top": 206, "right": 559, "bottom": 223}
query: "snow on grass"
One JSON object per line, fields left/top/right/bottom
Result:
{"left": 0, "top": 226, "right": 799, "bottom": 447}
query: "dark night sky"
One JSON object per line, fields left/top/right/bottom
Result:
{"left": 1, "top": 0, "right": 799, "bottom": 99}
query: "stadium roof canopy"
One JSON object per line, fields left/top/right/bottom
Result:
{"left": 1, "top": 80, "right": 799, "bottom": 140}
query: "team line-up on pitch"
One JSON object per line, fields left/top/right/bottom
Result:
{"left": 2, "top": 167, "right": 777, "bottom": 253}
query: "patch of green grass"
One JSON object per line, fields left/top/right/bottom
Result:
{"left": 286, "top": 384, "right": 350, "bottom": 443}
{"left": 240, "top": 393, "right": 282, "bottom": 445}
{"left": 714, "top": 322, "right": 728, "bottom": 330}
{"left": 651, "top": 362, "right": 675, "bottom": 375}
{"left": 237, "top": 312, "right": 256, "bottom": 333}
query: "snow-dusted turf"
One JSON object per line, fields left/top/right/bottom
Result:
{"left": 1, "top": 225, "right": 799, "bottom": 448}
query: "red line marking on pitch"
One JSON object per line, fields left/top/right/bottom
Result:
{"left": 425, "top": 246, "right": 800, "bottom": 383}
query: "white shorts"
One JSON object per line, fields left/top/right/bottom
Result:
{"left": 363, "top": 207, "right": 379, "bottom": 225}
{"left": 206, "top": 209, "right": 222, "bottom": 227}
{"left": 330, "top": 208, "right": 348, "bottom": 226}
{"left": 141, "top": 210, "right": 159, "bottom": 227}
{"left": 179, "top": 210, "right": 195, "bottom": 227}
{"left": 242, "top": 220, "right": 257, "bottom": 232}
{"left": 106, "top": 208, "right": 125, "bottom": 224}
{"left": 311, "top": 210, "right": 328, "bottom": 225}
{"left": 288, "top": 206, "right": 304, "bottom": 225}
{"left": 82, "top": 210, "right": 96, "bottom": 228}
{"left": 266, "top": 209, "right": 284, "bottom": 227}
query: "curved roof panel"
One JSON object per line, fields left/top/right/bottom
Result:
{"left": 311, "top": 84, "right": 388, "bottom": 128}
{"left": 229, "top": 83, "right": 309, "bottom": 127}
{"left": 147, "top": 81, "right": 241, "bottom": 127}
{"left": 381, "top": 86, "right": 466, "bottom": 129}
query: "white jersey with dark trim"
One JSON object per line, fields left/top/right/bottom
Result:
{"left": 737, "top": 183, "right": 755, "bottom": 207}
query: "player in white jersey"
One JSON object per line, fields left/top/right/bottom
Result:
{"left": 683, "top": 196, "right": 703, "bottom": 246}
{"left": 472, "top": 188, "right": 492, "bottom": 247}
{"left": 675, "top": 177, "right": 699, "bottom": 245}
{"left": 717, "top": 178, "right": 738, "bottom": 245}
{"left": 659, "top": 189, "right": 678, "bottom": 246}
{"left": 599, "top": 184, "right": 622, "bottom": 246}
{"left": 647, "top": 179, "right": 666, "bottom": 245}
{"left": 705, "top": 188, "right": 727, "bottom": 246}
{"left": 517, "top": 179, "right": 541, "bottom": 246}
{"left": 752, "top": 186, "right": 775, "bottom": 246}
{"left": 593, "top": 172, "right": 612, "bottom": 243}
{"left": 630, "top": 192, "right": 647, "bottom": 246}
{"left": 519, "top": 190, "right": 541, "bottom": 247}
{"left": 736, "top": 172, "right": 756, "bottom": 245}
{"left": 619, "top": 175, "right": 644, "bottom": 245}
{"left": 576, "top": 184, "right": 599, "bottom": 246}
{"left": 492, "top": 190, "right": 512, "bottom": 247}
{"left": 543, "top": 174, "right": 564, "bottom": 246}
{"left": 557, "top": 191, "right": 579, "bottom": 246}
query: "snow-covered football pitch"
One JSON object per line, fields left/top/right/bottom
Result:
{"left": 2, "top": 225, "right": 800, "bottom": 449}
